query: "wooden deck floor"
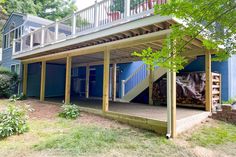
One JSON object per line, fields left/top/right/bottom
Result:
{"left": 45, "top": 97, "right": 210, "bottom": 135}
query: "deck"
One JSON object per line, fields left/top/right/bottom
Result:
{"left": 45, "top": 97, "right": 210, "bottom": 135}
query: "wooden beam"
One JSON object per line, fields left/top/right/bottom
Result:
{"left": 85, "top": 65, "right": 90, "bottom": 98}
{"left": 149, "top": 66, "right": 153, "bottom": 105}
{"left": 205, "top": 51, "right": 212, "bottom": 112}
{"left": 112, "top": 63, "right": 117, "bottom": 101}
{"left": 102, "top": 48, "right": 110, "bottom": 112}
{"left": 22, "top": 63, "right": 28, "bottom": 96}
{"left": 40, "top": 61, "right": 46, "bottom": 101}
{"left": 65, "top": 56, "right": 72, "bottom": 104}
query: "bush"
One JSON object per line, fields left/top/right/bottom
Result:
{"left": 0, "top": 104, "right": 29, "bottom": 138}
{"left": 9, "top": 93, "right": 27, "bottom": 102}
{"left": 0, "top": 67, "right": 18, "bottom": 98}
{"left": 59, "top": 103, "right": 80, "bottom": 119}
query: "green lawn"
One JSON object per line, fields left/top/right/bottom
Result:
{"left": 0, "top": 99, "right": 236, "bottom": 157}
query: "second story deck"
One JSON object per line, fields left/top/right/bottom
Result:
{"left": 12, "top": 0, "right": 176, "bottom": 60}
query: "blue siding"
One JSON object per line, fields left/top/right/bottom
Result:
{"left": 2, "top": 14, "right": 24, "bottom": 70}
{"left": 3, "top": 14, "right": 24, "bottom": 34}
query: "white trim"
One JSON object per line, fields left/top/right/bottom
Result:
{"left": 228, "top": 56, "right": 232, "bottom": 99}
{"left": 10, "top": 63, "right": 21, "bottom": 75}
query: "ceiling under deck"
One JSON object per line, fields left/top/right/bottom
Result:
{"left": 47, "top": 38, "right": 201, "bottom": 67}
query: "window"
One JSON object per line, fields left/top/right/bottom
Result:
{"left": 11, "top": 64, "right": 20, "bottom": 74}
{"left": 3, "top": 34, "right": 9, "bottom": 49}
{"left": 3, "top": 24, "right": 22, "bottom": 49}
{"left": 0, "top": 49, "right": 2, "bottom": 62}
{"left": 9, "top": 23, "right": 15, "bottom": 47}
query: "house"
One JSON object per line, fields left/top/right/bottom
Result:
{"left": 1, "top": 0, "right": 236, "bottom": 138}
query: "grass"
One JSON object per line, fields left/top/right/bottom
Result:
{"left": 189, "top": 121, "right": 236, "bottom": 147}
{"left": 1, "top": 99, "right": 236, "bottom": 156}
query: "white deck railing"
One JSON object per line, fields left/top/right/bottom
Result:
{"left": 121, "top": 64, "right": 148, "bottom": 97}
{"left": 13, "top": 0, "right": 167, "bottom": 56}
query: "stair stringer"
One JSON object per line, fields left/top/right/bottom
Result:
{"left": 122, "top": 67, "right": 167, "bottom": 102}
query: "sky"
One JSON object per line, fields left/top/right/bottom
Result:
{"left": 76, "top": 0, "right": 101, "bottom": 11}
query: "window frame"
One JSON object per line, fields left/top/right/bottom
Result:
{"left": 3, "top": 25, "right": 23, "bottom": 50}
{"left": 10, "top": 64, "right": 20, "bottom": 75}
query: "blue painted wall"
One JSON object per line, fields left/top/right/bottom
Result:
{"left": 183, "top": 55, "right": 229, "bottom": 101}
{"left": 118, "top": 61, "right": 143, "bottom": 98}
{"left": 27, "top": 63, "right": 41, "bottom": 97}
{"left": 69, "top": 61, "right": 144, "bottom": 98}
{"left": 27, "top": 63, "right": 66, "bottom": 97}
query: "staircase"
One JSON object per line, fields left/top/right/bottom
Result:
{"left": 121, "top": 64, "right": 167, "bottom": 102}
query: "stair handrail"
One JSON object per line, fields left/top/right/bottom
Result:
{"left": 121, "top": 63, "right": 148, "bottom": 97}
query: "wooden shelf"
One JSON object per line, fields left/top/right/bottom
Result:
{"left": 212, "top": 72, "right": 221, "bottom": 105}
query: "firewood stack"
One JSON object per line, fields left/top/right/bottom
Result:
{"left": 153, "top": 72, "right": 221, "bottom": 108}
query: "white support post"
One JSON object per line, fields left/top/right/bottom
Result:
{"left": 124, "top": 0, "right": 130, "bottom": 18}
{"left": 55, "top": 19, "right": 59, "bottom": 41}
{"left": 72, "top": 11, "right": 77, "bottom": 35}
{"left": 12, "top": 39, "right": 16, "bottom": 55}
{"left": 94, "top": 0, "right": 99, "bottom": 28}
{"left": 20, "top": 37, "right": 23, "bottom": 52}
{"left": 41, "top": 26, "right": 45, "bottom": 47}
{"left": 30, "top": 32, "right": 33, "bottom": 50}
{"left": 166, "top": 69, "right": 172, "bottom": 138}
{"left": 85, "top": 65, "right": 90, "bottom": 98}
{"left": 121, "top": 80, "right": 125, "bottom": 98}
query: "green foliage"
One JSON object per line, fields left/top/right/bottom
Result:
{"left": 1, "top": 0, "right": 77, "bottom": 21}
{"left": 59, "top": 103, "right": 80, "bottom": 119}
{"left": 0, "top": 104, "right": 29, "bottom": 138}
{"left": 222, "top": 97, "right": 236, "bottom": 104}
{"left": 0, "top": 67, "right": 18, "bottom": 98}
{"left": 133, "top": 0, "right": 236, "bottom": 72}
{"left": 189, "top": 122, "right": 236, "bottom": 147}
{"left": 111, "top": 0, "right": 144, "bottom": 13}
{"left": 9, "top": 93, "right": 27, "bottom": 102}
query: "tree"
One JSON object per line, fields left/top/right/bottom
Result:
{"left": 133, "top": 0, "right": 236, "bottom": 72}
{"left": 110, "top": 0, "right": 144, "bottom": 13}
{"left": 2, "top": 0, "right": 77, "bottom": 21}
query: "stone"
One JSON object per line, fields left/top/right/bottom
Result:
{"left": 222, "top": 104, "right": 232, "bottom": 111}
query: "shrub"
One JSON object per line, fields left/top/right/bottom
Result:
{"left": 9, "top": 93, "right": 27, "bottom": 102}
{"left": 0, "top": 104, "right": 29, "bottom": 138}
{"left": 59, "top": 103, "right": 80, "bottom": 119}
{"left": 0, "top": 67, "right": 18, "bottom": 98}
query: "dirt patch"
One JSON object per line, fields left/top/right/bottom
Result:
{"left": 19, "top": 99, "right": 61, "bottom": 120}
{"left": 19, "top": 99, "right": 131, "bottom": 129}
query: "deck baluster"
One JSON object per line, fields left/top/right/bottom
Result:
{"left": 125, "top": 0, "right": 131, "bottom": 18}
{"left": 94, "top": 0, "right": 99, "bottom": 28}
{"left": 41, "top": 26, "right": 45, "bottom": 47}
{"left": 72, "top": 11, "right": 77, "bottom": 35}
{"left": 55, "top": 19, "right": 59, "bottom": 41}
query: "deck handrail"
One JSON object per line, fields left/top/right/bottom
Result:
{"left": 13, "top": 0, "right": 167, "bottom": 55}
